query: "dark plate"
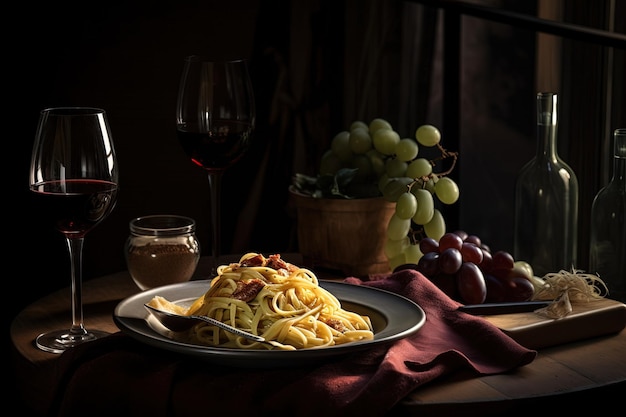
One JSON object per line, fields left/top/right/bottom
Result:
{"left": 113, "top": 280, "right": 425, "bottom": 367}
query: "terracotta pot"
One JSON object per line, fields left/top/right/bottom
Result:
{"left": 289, "top": 187, "right": 395, "bottom": 277}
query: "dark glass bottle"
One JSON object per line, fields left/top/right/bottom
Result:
{"left": 514, "top": 92, "right": 579, "bottom": 277}
{"left": 589, "top": 128, "right": 626, "bottom": 302}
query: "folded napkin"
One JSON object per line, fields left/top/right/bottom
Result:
{"left": 48, "top": 269, "right": 536, "bottom": 417}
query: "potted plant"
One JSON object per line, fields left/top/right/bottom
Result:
{"left": 290, "top": 118, "right": 459, "bottom": 277}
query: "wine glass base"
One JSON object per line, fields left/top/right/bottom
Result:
{"left": 35, "top": 329, "right": 110, "bottom": 354}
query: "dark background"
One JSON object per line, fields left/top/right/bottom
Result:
{"left": 14, "top": 0, "right": 290, "bottom": 301}
{"left": 10, "top": 0, "right": 530, "bottom": 306}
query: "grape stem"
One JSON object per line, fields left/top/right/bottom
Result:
{"left": 407, "top": 144, "right": 459, "bottom": 193}
{"left": 408, "top": 228, "right": 426, "bottom": 245}
{"left": 403, "top": 144, "right": 459, "bottom": 246}
{"left": 431, "top": 144, "right": 459, "bottom": 176}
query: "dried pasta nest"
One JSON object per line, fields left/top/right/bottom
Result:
{"left": 531, "top": 269, "right": 608, "bottom": 319}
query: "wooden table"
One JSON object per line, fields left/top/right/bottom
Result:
{"left": 10, "top": 256, "right": 626, "bottom": 416}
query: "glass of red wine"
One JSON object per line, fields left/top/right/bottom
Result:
{"left": 29, "top": 107, "right": 119, "bottom": 353}
{"left": 176, "top": 57, "right": 255, "bottom": 275}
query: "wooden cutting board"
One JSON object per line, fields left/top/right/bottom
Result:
{"left": 483, "top": 298, "right": 626, "bottom": 349}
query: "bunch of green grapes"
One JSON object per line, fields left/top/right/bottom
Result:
{"left": 320, "top": 118, "right": 460, "bottom": 272}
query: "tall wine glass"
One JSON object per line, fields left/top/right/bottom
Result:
{"left": 29, "top": 107, "right": 119, "bottom": 353}
{"left": 176, "top": 57, "right": 256, "bottom": 275}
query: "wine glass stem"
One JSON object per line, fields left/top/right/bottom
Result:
{"left": 66, "top": 236, "right": 88, "bottom": 337}
{"left": 208, "top": 172, "right": 223, "bottom": 275}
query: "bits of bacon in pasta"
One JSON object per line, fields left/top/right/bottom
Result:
{"left": 149, "top": 253, "right": 374, "bottom": 350}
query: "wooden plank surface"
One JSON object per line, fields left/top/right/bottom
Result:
{"left": 484, "top": 298, "right": 626, "bottom": 349}
{"left": 400, "top": 330, "right": 626, "bottom": 416}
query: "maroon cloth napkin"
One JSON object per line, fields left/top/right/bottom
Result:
{"left": 48, "top": 269, "right": 536, "bottom": 417}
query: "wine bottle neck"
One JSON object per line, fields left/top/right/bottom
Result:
{"left": 536, "top": 92, "right": 559, "bottom": 160}
{"left": 536, "top": 124, "right": 558, "bottom": 159}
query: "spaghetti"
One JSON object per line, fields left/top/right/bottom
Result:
{"left": 147, "top": 253, "right": 374, "bottom": 350}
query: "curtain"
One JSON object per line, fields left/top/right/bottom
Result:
{"left": 232, "top": 0, "right": 435, "bottom": 254}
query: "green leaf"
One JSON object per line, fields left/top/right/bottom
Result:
{"left": 335, "top": 168, "right": 358, "bottom": 188}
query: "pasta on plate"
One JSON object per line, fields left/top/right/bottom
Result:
{"left": 146, "top": 253, "right": 374, "bottom": 350}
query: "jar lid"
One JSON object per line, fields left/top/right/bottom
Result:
{"left": 129, "top": 215, "right": 196, "bottom": 236}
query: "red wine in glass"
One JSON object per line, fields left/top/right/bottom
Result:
{"left": 29, "top": 107, "right": 119, "bottom": 353}
{"left": 30, "top": 179, "right": 118, "bottom": 237}
{"left": 177, "top": 120, "right": 253, "bottom": 171}
{"left": 176, "top": 57, "right": 255, "bottom": 275}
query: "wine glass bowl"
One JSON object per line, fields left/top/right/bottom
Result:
{"left": 176, "top": 57, "right": 255, "bottom": 274}
{"left": 29, "top": 107, "right": 119, "bottom": 353}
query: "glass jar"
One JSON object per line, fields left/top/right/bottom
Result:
{"left": 589, "top": 128, "right": 626, "bottom": 302}
{"left": 125, "top": 215, "right": 200, "bottom": 290}
{"left": 514, "top": 92, "right": 579, "bottom": 277}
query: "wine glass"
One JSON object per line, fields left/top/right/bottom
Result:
{"left": 29, "top": 107, "right": 119, "bottom": 353}
{"left": 176, "top": 57, "right": 256, "bottom": 275}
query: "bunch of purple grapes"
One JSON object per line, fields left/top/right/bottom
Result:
{"left": 410, "top": 231, "right": 534, "bottom": 304}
